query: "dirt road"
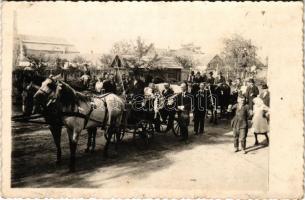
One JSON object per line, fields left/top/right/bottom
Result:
{"left": 11, "top": 118, "right": 268, "bottom": 192}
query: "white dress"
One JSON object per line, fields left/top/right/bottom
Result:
{"left": 252, "top": 105, "right": 269, "bottom": 133}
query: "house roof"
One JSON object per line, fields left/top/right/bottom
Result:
{"left": 155, "top": 56, "right": 182, "bottom": 69}
{"left": 18, "top": 34, "right": 73, "bottom": 46}
{"left": 19, "top": 34, "right": 79, "bottom": 53}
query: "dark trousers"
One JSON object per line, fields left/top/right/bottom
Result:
{"left": 233, "top": 128, "right": 248, "bottom": 150}
{"left": 194, "top": 111, "right": 206, "bottom": 134}
{"left": 178, "top": 111, "right": 190, "bottom": 140}
{"left": 160, "top": 109, "right": 175, "bottom": 129}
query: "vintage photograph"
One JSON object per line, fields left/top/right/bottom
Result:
{"left": 1, "top": 1, "right": 303, "bottom": 198}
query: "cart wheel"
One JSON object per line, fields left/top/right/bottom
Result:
{"left": 172, "top": 119, "right": 181, "bottom": 137}
{"left": 139, "top": 120, "right": 154, "bottom": 145}
{"left": 159, "top": 121, "right": 168, "bottom": 133}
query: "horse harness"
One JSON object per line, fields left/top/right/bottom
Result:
{"left": 58, "top": 93, "right": 111, "bottom": 129}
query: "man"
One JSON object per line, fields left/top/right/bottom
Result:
{"left": 193, "top": 82, "right": 208, "bottom": 135}
{"left": 160, "top": 83, "right": 175, "bottom": 132}
{"left": 231, "top": 95, "right": 252, "bottom": 154}
{"left": 191, "top": 72, "right": 203, "bottom": 95}
{"left": 80, "top": 72, "right": 91, "bottom": 89}
{"left": 188, "top": 71, "right": 195, "bottom": 83}
{"left": 216, "top": 72, "right": 226, "bottom": 84}
{"left": 95, "top": 77, "right": 104, "bottom": 94}
{"left": 259, "top": 83, "right": 270, "bottom": 107}
{"left": 129, "top": 74, "right": 145, "bottom": 96}
{"left": 207, "top": 71, "right": 215, "bottom": 85}
{"left": 193, "top": 72, "right": 203, "bottom": 83}
{"left": 102, "top": 73, "right": 117, "bottom": 94}
{"left": 245, "top": 78, "right": 259, "bottom": 110}
{"left": 201, "top": 72, "right": 208, "bottom": 83}
{"left": 176, "top": 83, "right": 192, "bottom": 141}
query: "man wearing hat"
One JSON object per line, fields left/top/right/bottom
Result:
{"left": 245, "top": 78, "right": 259, "bottom": 110}
{"left": 216, "top": 72, "right": 226, "bottom": 84}
{"left": 159, "top": 83, "right": 175, "bottom": 132}
{"left": 259, "top": 83, "right": 270, "bottom": 107}
{"left": 207, "top": 71, "right": 215, "bottom": 85}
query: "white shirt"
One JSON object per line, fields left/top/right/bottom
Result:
{"left": 95, "top": 81, "right": 103, "bottom": 93}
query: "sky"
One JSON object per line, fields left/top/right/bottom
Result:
{"left": 13, "top": 2, "right": 301, "bottom": 59}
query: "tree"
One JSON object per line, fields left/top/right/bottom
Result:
{"left": 221, "top": 34, "right": 258, "bottom": 77}
{"left": 174, "top": 55, "right": 196, "bottom": 69}
{"left": 72, "top": 55, "right": 87, "bottom": 64}
{"left": 99, "top": 54, "right": 113, "bottom": 68}
{"left": 110, "top": 36, "right": 159, "bottom": 69}
{"left": 111, "top": 40, "right": 134, "bottom": 55}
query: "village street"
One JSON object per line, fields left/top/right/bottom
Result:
{"left": 12, "top": 117, "right": 269, "bottom": 193}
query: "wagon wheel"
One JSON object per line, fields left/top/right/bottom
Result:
{"left": 159, "top": 121, "right": 169, "bottom": 133}
{"left": 172, "top": 119, "right": 181, "bottom": 137}
{"left": 138, "top": 120, "right": 154, "bottom": 146}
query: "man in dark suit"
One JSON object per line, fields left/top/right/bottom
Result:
{"left": 231, "top": 95, "right": 252, "bottom": 154}
{"left": 102, "top": 74, "right": 117, "bottom": 94}
{"left": 193, "top": 82, "right": 208, "bottom": 135}
{"left": 216, "top": 72, "right": 226, "bottom": 84}
{"left": 160, "top": 83, "right": 175, "bottom": 132}
{"left": 191, "top": 72, "right": 203, "bottom": 95}
{"left": 245, "top": 78, "right": 259, "bottom": 110}
{"left": 176, "top": 82, "right": 193, "bottom": 141}
{"left": 207, "top": 71, "right": 215, "bottom": 85}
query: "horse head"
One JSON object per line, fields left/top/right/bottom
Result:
{"left": 33, "top": 74, "right": 61, "bottom": 108}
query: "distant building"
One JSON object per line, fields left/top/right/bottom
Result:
{"left": 207, "top": 54, "right": 225, "bottom": 71}
{"left": 17, "top": 34, "right": 79, "bottom": 56}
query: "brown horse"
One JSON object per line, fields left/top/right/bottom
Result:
{"left": 34, "top": 75, "right": 125, "bottom": 172}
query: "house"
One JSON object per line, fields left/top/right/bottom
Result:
{"left": 109, "top": 55, "right": 183, "bottom": 82}
{"left": 17, "top": 34, "right": 79, "bottom": 56}
{"left": 207, "top": 54, "right": 225, "bottom": 72}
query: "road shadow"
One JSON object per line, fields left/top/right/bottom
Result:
{"left": 11, "top": 119, "right": 233, "bottom": 188}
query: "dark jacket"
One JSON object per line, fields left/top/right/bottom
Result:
{"left": 162, "top": 88, "right": 174, "bottom": 98}
{"left": 259, "top": 91, "right": 270, "bottom": 107}
{"left": 194, "top": 89, "right": 208, "bottom": 113}
{"left": 176, "top": 92, "right": 193, "bottom": 112}
{"left": 231, "top": 104, "right": 251, "bottom": 129}
{"left": 216, "top": 75, "right": 226, "bottom": 84}
{"left": 245, "top": 85, "right": 259, "bottom": 108}
{"left": 207, "top": 77, "right": 215, "bottom": 85}
{"left": 103, "top": 80, "right": 117, "bottom": 94}
{"left": 193, "top": 76, "right": 203, "bottom": 83}
{"left": 128, "top": 79, "right": 145, "bottom": 96}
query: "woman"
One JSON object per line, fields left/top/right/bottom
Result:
{"left": 252, "top": 97, "right": 269, "bottom": 145}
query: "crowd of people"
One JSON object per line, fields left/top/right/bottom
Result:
{"left": 79, "top": 69, "right": 270, "bottom": 154}
{"left": 18, "top": 65, "right": 270, "bottom": 154}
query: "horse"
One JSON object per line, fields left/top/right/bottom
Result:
{"left": 33, "top": 75, "right": 125, "bottom": 172}
{"left": 21, "top": 81, "right": 98, "bottom": 165}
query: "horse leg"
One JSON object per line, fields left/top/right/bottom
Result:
{"left": 103, "top": 126, "right": 113, "bottom": 158}
{"left": 85, "top": 129, "right": 93, "bottom": 153}
{"left": 114, "top": 127, "right": 121, "bottom": 153}
{"left": 67, "top": 128, "right": 79, "bottom": 172}
{"left": 50, "top": 125, "right": 62, "bottom": 165}
{"left": 213, "top": 109, "right": 218, "bottom": 124}
{"left": 91, "top": 127, "right": 97, "bottom": 153}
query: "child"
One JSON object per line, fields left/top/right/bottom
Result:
{"left": 231, "top": 95, "right": 252, "bottom": 154}
{"left": 252, "top": 97, "right": 269, "bottom": 145}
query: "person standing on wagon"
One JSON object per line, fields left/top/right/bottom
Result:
{"left": 231, "top": 95, "right": 252, "bottom": 154}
